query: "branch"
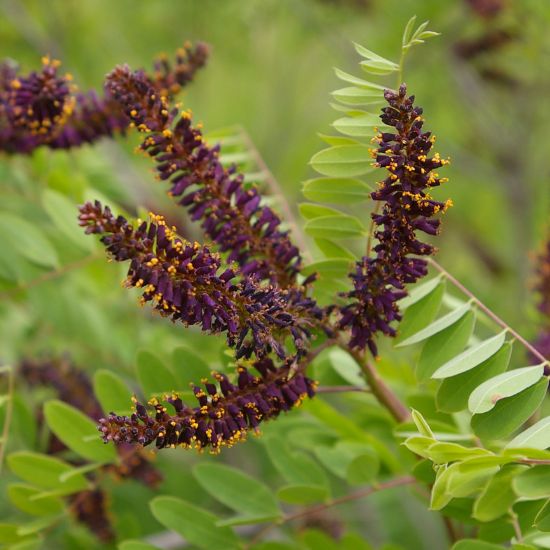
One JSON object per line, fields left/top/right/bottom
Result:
{"left": 246, "top": 476, "right": 416, "bottom": 548}
{"left": 316, "top": 385, "right": 371, "bottom": 394}
{"left": 428, "top": 258, "right": 549, "bottom": 366}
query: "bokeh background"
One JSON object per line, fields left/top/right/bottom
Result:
{"left": 1, "top": 1, "right": 550, "bottom": 548}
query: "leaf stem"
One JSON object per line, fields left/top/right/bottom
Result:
{"left": 246, "top": 476, "right": 416, "bottom": 548}
{"left": 428, "top": 258, "right": 549, "bottom": 366}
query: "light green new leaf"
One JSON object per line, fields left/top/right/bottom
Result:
{"left": 150, "top": 496, "right": 239, "bottom": 550}
{"left": 332, "top": 114, "right": 382, "bottom": 137}
{"left": 299, "top": 203, "right": 342, "bottom": 220}
{"left": 93, "top": 370, "right": 131, "bottom": 414}
{"left": 513, "top": 465, "right": 550, "bottom": 499}
{"left": 473, "top": 465, "right": 527, "bottom": 522}
{"left": 506, "top": 416, "right": 550, "bottom": 450}
{"left": 411, "top": 409, "right": 435, "bottom": 439}
{"left": 436, "top": 342, "right": 511, "bottom": 413}
{"left": 331, "top": 87, "right": 384, "bottom": 106}
{"left": 304, "top": 215, "right": 366, "bottom": 239}
{"left": 397, "top": 302, "right": 471, "bottom": 348}
{"left": 426, "top": 442, "right": 492, "bottom": 465}
{"left": 310, "top": 145, "right": 376, "bottom": 177}
{"left": 0, "top": 213, "right": 59, "bottom": 269}
{"left": 402, "top": 16, "right": 418, "bottom": 47}
{"left": 8, "top": 484, "right": 63, "bottom": 516}
{"left": 396, "top": 282, "right": 445, "bottom": 343}
{"left": 136, "top": 350, "right": 178, "bottom": 396}
{"left": 7, "top": 452, "right": 88, "bottom": 493}
{"left": 353, "top": 43, "right": 398, "bottom": 66}
{"left": 193, "top": 463, "right": 281, "bottom": 519}
{"left": 302, "top": 177, "right": 372, "bottom": 204}
{"left": 42, "top": 189, "right": 95, "bottom": 252}
{"left": 333, "top": 68, "right": 386, "bottom": 91}
{"left": 469, "top": 364, "right": 545, "bottom": 415}
{"left": 432, "top": 331, "right": 507, "bottom": 379}
{"left": 360, "top": 60, "right": 398, "bottom": 76}
{"left": 314, "top": 238, "right": 356, "bottom": 260}
{"left": 471, "top": 378, "right": 548, "bottom": 440}
{"left": 44, "top": 400, "right": 117, "bottom": 463}
{"left": 430, "top": 465, "right": 453, "bottom": 510}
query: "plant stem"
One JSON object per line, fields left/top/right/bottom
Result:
{"left": 340, "top": 339, "right": 410, "bottom": 422}
{"left": 0, "top": 366, "right": 14, "bottom": 475}
{"left": 428, "top": 258, "right": 549, "bottom": 366}
{"left": 246, "top": 476, "right": 416, "bottom": 548}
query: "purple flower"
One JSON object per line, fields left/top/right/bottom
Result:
{"left": 105, "top": 65, "right": 301, "bottom": 286}
{"left": 79, "top": 200, "right": 321, "bottom": 359}
{"left": 97, "top": 357, "right": 317, "bottom": 452}
{"left": 340, "top": 84, "right": 452, "bottom": 356}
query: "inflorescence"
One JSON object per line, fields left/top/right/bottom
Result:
{"left": 98, "top": 357, "right": 316, "bottom": 452}
{"left": 339, "top": 84, "right": 451, "bottom": 356}
{"left": 79, "top": 201, "right": 322, "bottom": 360}
{"left": 105, "top": 64, "right": 301, "bottom": 286}
{"left": 0, "top": 43, "right": 208, "bottom": 153}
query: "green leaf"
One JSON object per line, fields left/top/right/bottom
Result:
{"left": 0, "top": 213, "right": 59, "bottom": 268}
{"left": 396, "top": 282, "right": 445, "bottom": 343}
{"left": 436, "top": 342, "right": 511, "bottom": 413}
{"left": 514, "top": 466, "right": 550, "bottom": 499}
{"left": 451, "top": 541, "right": 503, "bottom": 550}
{"left": 265, "top": 437, "right": 328, "bottom": 488}
{"left": 332, "top": 114, "right": 382, "bottom": 137}
{"left": 507, "top": 417, "right": 550, "bottom": 450}
{"left": 310, "top": 145, "right": 376, "bottom": 177}
{"left": 43, "top": 400, "right": 117, "bottom": 463}
{"left": 399, "top": 276, "right": 443, "bottom": 309}
{"left": 171, "top": 346, "right": 211, "bottom": 389}
{"left": 360, "top": 60, "right": 397, "bottom": 76}
{"left": 403, "top": 435, "right": 435, "bottom": 458}
{"left": 136, "top": 350, "right": 178, "bottom": 396}
{"left": 302, "top": 177, "right": 372, "bottom": 203}
{"left": 346, "top": 448, "right": 380, "bottom": 485}
{"left": 473, "top": 465, "right": 527, "bottom": 522}
{"left": 411, "top": 409, "right": 435, "bottom": 438}
{"left": 276, "top": 485, "right": 329, "bottom": 505}
{"left": 471, "top": 378, "right": 548, "bottom": 440}
{"left": 353, "top": 43, "right": 398, "bottom": 66}
{"left": 317, "top": 133, "right": 360, "bottom": 146}
{"left": 93, "top": 370, "right": 131, "bottom": 414}
{"left": 469, "top": 365, "right": 545, "bottom": 415}
{"left": 333, "top": 68, "right": 386, "bottom": 91}
{"left": 425, "top": 442, "right": 492, "bottom": 464}
{"left": 118, "top": 541, "right": 159, "bottom": 550}
{"left": 299, "top": 203, "right": 342, "bottom": 220}
{"left": 193, "top": 463, "right": 281, "bottom": 519}
{"left": 418, "top": 310, "right": 475, "bottom": 382}
{"left": 402, "top": 16, "right": 417, "bottom": 47}
{"left": 16, "top": 515, "right": 61, "bottom": 536}
{"left": 302, "top": 259, "right": 353, "bottom": 280}
{"left": 314, "top": 238, "right": 356, "bottom": 260}
{"left": 535, "top": 499, "right": 550, "bottom": 532}
{"left": 304, "top": 215, "right": 366, "bottom": 239}
{"left": 397, "top": 302, "right": 471, "bottom": 348}
{"left": 8, "top": 484, "right": 63, "bottom": 516}
{"left": 42, "top": 189, "right": 95, "bottom": 252}
{"left": 331, "top": 87, "right": 384, "bottom": 106}
{"left": 324, "top": 347, "right": 366, "bottom": 387}
{"left": 7, "top": 452, "right": 88, "bottom": 493}
{"left": 150, "top": 496, "right": 239, "bottom": 550}
{"left": 432, "top": 331, "right": 507, "bottom": 379}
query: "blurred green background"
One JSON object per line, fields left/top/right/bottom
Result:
{"left": 1, "top": 1, "right": 550, "bottom": 548}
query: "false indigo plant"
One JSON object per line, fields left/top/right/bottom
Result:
{"left": 3, "top": 13, "right": 550, "bottom": 550}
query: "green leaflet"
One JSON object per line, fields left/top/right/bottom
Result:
{"left": 514, "top": 466, "right": 550, "bottom": 499}
{"left": 468, "top": 364, "right": 545, "bottom": 414}
{"left": 299, "top": 203, "right": 342, "bottom": 220}
{"left": 93, "top": 370, "right": 131, "bottom": 414}
{"left": 302, "top": 259, "right": 354, "bottom": 280}
{"left": 150, "top": 496, "right": 239, "bottom": 550}
{"left": 193, "top": 463, "right": 281, "bottom": 521}
{"left": 436, "top": 342, "right": 512, "bottom": 413}
{"left": 302, "top": 177, "right": 372, "bottom": 203}
{"left": 332, "top": 113, "right": 382, "bottom": 137}
{"left": 471, "top": 378, "right": 548, "bottom": 440}
{"left": 309, "top": 145, "right": 376, "bottom": 177}
{"left": 418, "top": 310, "right": 476, "bottom": 382}
{"left": 331, "top": 86, "right": 384, "bottom": 106}
{"left": 396, "top": 301, "right": 471, "bottom": 347}
{"left": 333, "top": 68, "right": 386, "bottom": 91}
{"left": 171, "top": 346, "right": 212, "bottom": 389}
{"left": 43, "top": 400, "right": 117, "bottom": 463}
{"left": 314, "top": 238, "right": 356, "bottom": 260}
{"left": 398, "top": 275, "right": 444, "bottom": 309}
{"left": 8, "top": 484, "right": 64, "bottom": 517}
{"left": 506, "top": 416, "right": 550, "bottom": 450}
{"left": 432, "top": 331, "right": 507, "bottom": 379}
{"left": 304, "top": 215, "right": 366, "bottom": 239}
{"left": 136, "top": 349, "right": 178, "bottom": 396}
